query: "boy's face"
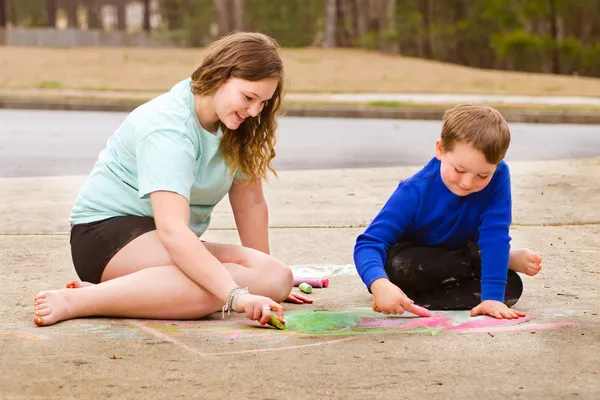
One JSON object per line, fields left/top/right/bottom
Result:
{"left": 435, "top": 140, "right": 498, "bottom": 197}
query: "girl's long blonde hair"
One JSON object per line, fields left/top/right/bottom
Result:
{"left": 190, "top": 32, "right": 284, "bottom": 181}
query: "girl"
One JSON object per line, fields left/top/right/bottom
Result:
{"left": 33, "top": 32, "right": 310, "bottom": 327}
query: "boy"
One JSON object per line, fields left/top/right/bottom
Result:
{"left": 354, "top": 104, "right": 542, "bottom": 320}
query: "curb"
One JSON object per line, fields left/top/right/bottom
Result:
{"left": 1, "top": 98, "right": 599, "bottom": 125}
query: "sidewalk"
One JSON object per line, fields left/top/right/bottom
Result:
{"left": 2, "top": 88, "right": 600, "bottom": 124}
{"left": 1, "top": 158, "right": 599, "bottom": 399}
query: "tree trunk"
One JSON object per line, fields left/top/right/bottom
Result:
{"left": 336, "top": 0, "right": 352, "bottom": 46}
{"left": 213, "top": 0, "right": 232, "bottom": 36}
{"left": 46, "top": 0, "right": 57, "bottom": 27}
{"left": 421, "top": 0, "right": 434, "bottom": 58}
{"left": 453, "top": 0, "right": 467, "bottom": 65}
{"left": 86, "top": 1, "right": 102, "bottom": 30}
{"left": 232, "top": 0, "right": 245, "bottom": 31}
{"left": 116, "top": 0, "right": 126, "bottom": 31}
{"left": 353, "top": 0, "right": 367, "bottom": 40}
{"left": 64, "top": 0, "right": 78, "bottom": 28}
{"left": 324, "top": 0, "right": 337, "bottom": 47}
{"left": 142, "top": 0, "right": 151, "bottom": 32}
{"left": 549, "top": 0, "right": 560, "bottom": 74}
{"left": 378, "top": 0, "right": 398, "bottom": 53}
{"left": 0, "top": 0, "right": 6, "bottom": 28}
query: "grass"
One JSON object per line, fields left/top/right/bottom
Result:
{"left": 363, "top": 101, "right": 600, "bottom": 113}
{"left": 2, "top": 91, "right": 599, "bottom": 115}
{"left": 35, "top": 81, "right": 62, "bottom": 89}
{"left": 1, "top": 47, "right": 600, "bottom": 96}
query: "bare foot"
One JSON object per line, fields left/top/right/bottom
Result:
{"left": 66, "top": 280, "right": 95, "bottom": 289}
{"left": 509, "top": 249, "right": 542, "bottom": 276}
{"left": 33, "top": 290, "right": 74, "bottom": 326}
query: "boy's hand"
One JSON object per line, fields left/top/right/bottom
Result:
{"left": 470, "top": 300, "right": 525, "bottom": 319}
{"left": 370, "top": 279, "right": 430, "bottom": 317}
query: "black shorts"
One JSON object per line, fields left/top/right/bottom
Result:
{"left": 70, "top": 216, "right": 157, "bottom": 284}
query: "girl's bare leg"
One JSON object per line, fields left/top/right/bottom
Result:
{"left": 34, "top": 232, "right": 293, "bottom": 326}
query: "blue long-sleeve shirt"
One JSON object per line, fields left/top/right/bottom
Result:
{"left": 354, "top": 157, "right": 512, "bottom": 302}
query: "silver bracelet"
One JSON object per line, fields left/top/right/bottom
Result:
{"left": 222, "top": 286, "right": 249, "bottom": 319}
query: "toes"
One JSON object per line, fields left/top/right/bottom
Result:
{"left": 35, "top": 303, "right": 50, "bottom": 311}
{"left": 35, "top": 307, "right": 52, "bottom": 317}
{"left": 66, "top": 281, "right": 94, "bottom": 289}
{"left": 35, "top": 292, "right": 47, "bottom": 301}
{"left": 34, "top": 299, "right": 49, "bottom": 308}
{"left": 526, "top": 250, "right": 542, "bottom": 264}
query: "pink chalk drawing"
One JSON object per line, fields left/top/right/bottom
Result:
{"left": 2, "top": 308, "right": 575, "bottom": 345}
{"left": 117, "top": 308, "right": 575, "bottom": 342}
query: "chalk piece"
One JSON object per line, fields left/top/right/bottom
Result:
{"left": 268, "top": 315, "right": 286, "bottom": 330}
{"left": 293, "top": 277, "right": 329, "bottom": 288}
{"left": 299, "top": 283, "right": 313, "bottom": 294}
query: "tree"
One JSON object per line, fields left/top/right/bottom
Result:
{"left": 86, "top": 0, "right": 101, "bottom": 29}
{"left": 352, "top": 0, "right": 367, "bottom": 40}
{"left": 142, "top": 0, "right": 151, "bottom": 32}
{"left": 63, "top": 0, "right": 78, "bottom": 28}
{"left": 0, "top": 0, "right": 6, "bottom": 28}
{"left": 45, "top": 0, "right": 57, "bottom": 27}
{"left": 548, "top": 0, "right": 560, "bottom": 73}
{"left": 232, "top": 0, "right": 245, "bottom": 31}
{"left": 116, "top": 0, "right": 126, "bottom": 30}
{"left": 378, "top": 0, "right": 397, "bottom": 53}
{"left": 212, "top": 0, "right": 229, "bottom": 36}
{"left": 323, "top": 0, "right": 336, "bottom": 47}
{"left": 159, "top": 0, "right": 182, "bottom": 30}
{"left": 420, "top": 0, "right": 434, "bottom": 58}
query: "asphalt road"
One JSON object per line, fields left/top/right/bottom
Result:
{"left": 1, "top": 109, "right": 599, "bottom": 177}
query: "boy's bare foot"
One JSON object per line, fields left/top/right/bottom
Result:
{"left": 33, "top": 290, "right": 74, "bottom": 326}
{"left": 66, "top": 280, "right": 95, "bottom": 289}
{"left": 509, "top": 249, "right": 542, "bottom": 276}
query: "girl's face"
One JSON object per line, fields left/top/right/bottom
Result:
{"left": 212, "top": 77, "right": 279, "bottom": 130}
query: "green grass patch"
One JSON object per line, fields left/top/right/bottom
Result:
{"left": 36, "top": 81, "right": 62, "bottom": 89}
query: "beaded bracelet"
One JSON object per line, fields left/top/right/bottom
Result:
{"left": 222, "top": 286, "right": 249, "bottom": 319}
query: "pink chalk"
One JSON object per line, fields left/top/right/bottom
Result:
{"left": 293, "top": 277, "right": 329, "bottom": 288}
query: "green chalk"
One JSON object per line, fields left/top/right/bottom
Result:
{"left": 268, "top": 315, "right": 286, "bottom": 330}
{"left": 299, "top": 282, "right": 313, "bottom": 294}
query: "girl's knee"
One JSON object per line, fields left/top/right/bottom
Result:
{"left": 262, "top": 257, "right": 293, "bottom": 302}
{"left": 269, "top": 257, "right": 294, "bottom": 303}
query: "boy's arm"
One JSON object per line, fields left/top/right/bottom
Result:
{"left": 354, "top": 183, "right": 420, "bottom": 291}
{"left": 477, "top": 164, "right": 512, "bottom": 302}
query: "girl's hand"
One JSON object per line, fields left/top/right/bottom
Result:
{"left": 235, "top": 293, "right": 285, "bottom": 325}
{"left": 284, "top": 293, "right": 313, "bottom": 304}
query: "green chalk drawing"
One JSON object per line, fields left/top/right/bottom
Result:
{"left": 285, "top": 310, "right": 363, "bottom": 334}
{"left": 3, "top": 308, "right": 577, "bottom": 345}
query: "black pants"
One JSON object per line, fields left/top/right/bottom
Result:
{"left": 384, "top": 241, "right": 522, "bottom": 310}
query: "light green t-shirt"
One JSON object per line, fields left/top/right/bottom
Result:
{"left": 70, "top": 78, "right": 237, "bottom": 236}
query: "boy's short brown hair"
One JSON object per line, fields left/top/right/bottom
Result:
{"left": 440, "top": 104, "right": 510, "bottom": 164}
